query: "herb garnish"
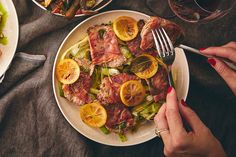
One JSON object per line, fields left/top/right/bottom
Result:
{"left": 130, "top": 56, "right": 152, "bottom": 73}
{"left": 98, "top": 29, "right": 106, "bottom": 39}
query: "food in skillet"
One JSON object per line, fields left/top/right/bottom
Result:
{"left": 56, "top": 16, "right": 183, "bottom": 141}
{"left": 0, "top": 2, "right": 8, "bottom": 57}
{"left": 35, "top": 0, "right": 98, "bottom": 19}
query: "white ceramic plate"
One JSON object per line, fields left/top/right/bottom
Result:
{"left": 0, "top": 0, "right": 19, "bottom": 77}
{"left": 32, "top": 0, "right": 112, "bottom": 17}
{"left": 52, "top": 10, "right": 189, "bottom": 146}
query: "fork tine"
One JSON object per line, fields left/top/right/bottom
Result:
{"left": 151, "top": 30, "right": 161, "bottom": 56}
{"left": 158, "top": 28, "right": 170, "bottom": 56}
{"left": 155, "top": 29, "right": 165, "bottom": 57}
{"left": 161, "top": 28, "right": 174, "bottom": 55}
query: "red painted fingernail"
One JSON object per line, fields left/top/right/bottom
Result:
{"left": 207, "top": 58, "right": 216, "bottom": 66}
{"left": 199, "top": 48, "right": 207, "bottom": 52}
{"left": 167, "top": 86, "right": 172, "bottom": 94}
{"left": 181, "top": 99, "right": 188, "bottom": 107}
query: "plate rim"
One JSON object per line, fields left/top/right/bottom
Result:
{"left": 31, "top": 0, "right": 113, "bottom": 17}
{"left": 0, "top": 0, "right": 19, "bottom": 77}
{"left": 52, "top": 10, "right": 190, "bottom": 146}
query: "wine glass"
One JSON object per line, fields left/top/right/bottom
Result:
{"left": 168, "top": 0, "right": 236, "bottom": 23}
{"left": 145, "top": 0, "right": 236, "bottom": 23}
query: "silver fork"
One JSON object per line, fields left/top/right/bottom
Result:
{"left": 152, "top": 28, "right": 175, "bottom": 87}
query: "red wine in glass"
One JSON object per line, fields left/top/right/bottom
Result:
{"left": 168, "top": 0, "right": 236, "bottom": 22}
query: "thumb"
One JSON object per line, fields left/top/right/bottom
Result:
{"left": 208, "top": 58, "right": 236, "bottom": 95}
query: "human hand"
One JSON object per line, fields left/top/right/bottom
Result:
{"left": 200, "top": 42, "right": 236, "bottom": 95}
{"left": 154, "top": 87, "right": 226, "bottom": 157}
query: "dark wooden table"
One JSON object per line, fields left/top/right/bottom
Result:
{"left": 86, "top": 1, "right": 236, "bottom": 157}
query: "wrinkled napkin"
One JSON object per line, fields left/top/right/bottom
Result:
{"left": 0, "top": 0, "right": 236, "bottom": 157}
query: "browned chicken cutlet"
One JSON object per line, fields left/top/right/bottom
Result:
{"left": 97, "top": 73, "right": 138, "bottom": 105}
{"left": 126, "top": 20, "right": 145, "bottom": 56}
{"left": 88, "top": 25, "right": 125, "bottom": 67}
{"left": 62, "top": 72, "right": 92, "bottom": 106}
{"left": 140, "top": 17, "right": 184, "bottom": 50}
{"left": 105, "top": 104, "right": 135, "bottom": 134}
{"left": 147, "top": 66, "right": 168, "bottom": 102}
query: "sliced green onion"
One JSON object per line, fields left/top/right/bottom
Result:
{"left": 71, "top": 47, "right": 79, "bottom": 56}
{"left": 118, "top": 133, "right": 127, "bottom": 142}
{"left": 0, "top": 36, "right": 8, "bottom": 45}
{"left": 146, "top": 95, "right": 154, "bottom": 102}
{"left": 131, "top": 116, "right": 145, "bottom": 132}
{"left": 100, "top": 126, "right": 110, "bottom": 134}
{"left": 78, "top": 36, "right": 89, "bottom": 47}
{"left": 92, "top": 67, "right": 101, "bottom": 89}
{"left": 107, "top": 21, "right": 113, "bottom": 26}
{"left": 58, "top": 82, "right": 64, "bottom": 97}
{"left": 0, "top": 3, "right": 7, "bottom": 33}
{"left": 98, "top": 29, "right": 106, "bottom": 39}
{"left": 101, "top": 68, "right": 120, "bottom": 76}
{"left": 120, "top": 46, "right": 132, "bottom": 59}
{"left": 125, "top": 59, "right": 132, "bottom": 66}
{"left": 108, "top": 68, "right": 120, "bottom": 75}
{"left": 75, "top": 48, "right": 90, "bottom": 59}
{"left": 139, "top": 103, "right": 161, "bottom": 120}
{"left": 131, "top": 99, "right": 154, "bottom": 116}
{"left": 90, "top": 88, "right": 99, "bottom": 95}
{"left": 61, "top": 36, "right": 89, "bottom": 60}
{"left": 145, "top": 113, "right": 156, "bottom": 120}
{"left": 0, "top": 3, "right": 7, "bottom": 45}
{"left": 101, "top": 71, "right": 104, "bottom": 81}
{"left": 118, "top": 122, "right": 126, "bottom": 133}
{"left": 101, "top": 67, "right": 109, "bottom": 76}
{"left": 89, "top": 93, "right": 96, "bottom": 101}
{"left": 117, "top": 39, "right": 126, "bottom": 46}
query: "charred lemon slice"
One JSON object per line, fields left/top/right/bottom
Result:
{"left": 80, "top": 102, "right": 107, "bottom": 128}
{"left": 135, "top": 54, "right": 158, "bottom": 79}
{"left": 113, "top": 16, "right": 138, "bottom": 41}
{"left": 56, "top": 59, "right": 80, "bottom": 84}
{"left": 120, "top": 80, "right": 146, "bottom": 107}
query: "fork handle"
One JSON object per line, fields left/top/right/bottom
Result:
{"left": 179, "top": 44, "right": 236, "bottom": 71}
{"left": 167, "top": 65, "right": 175, "bottom": 88}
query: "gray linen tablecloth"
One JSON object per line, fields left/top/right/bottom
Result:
{"left": 0, "top": 0, "right": 236, "bottom": 156}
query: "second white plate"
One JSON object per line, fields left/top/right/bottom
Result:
{"left": 0, "top": 0, "right": 19, "bottom": 78}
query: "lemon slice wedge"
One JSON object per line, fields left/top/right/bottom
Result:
{"left": 56, "top": 59, "right": 80, "bottom": 84}
{"left": 113, "top": 16, "right": 138, "bottom": 42}
{"left": 120, "top": 80, "right": 146, "bottom": 107}
{"left": 80, "top": 102, "right": 107, "bottom": 128}
{"left": 134, "top": 54, "right": 158, "bottom": 79}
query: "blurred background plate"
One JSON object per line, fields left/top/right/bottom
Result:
{"left": 52, "top": 10, "right": 189, "bottom": 146}
{"left": 32, "top": 0, "right": 112, "bottom": 17}
{"left": 0, "top": 0, "right": 19, "bottom": 78}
